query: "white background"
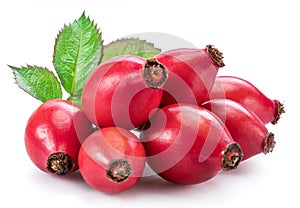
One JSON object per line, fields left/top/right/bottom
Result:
{"left": 0, "top": 0, "right": 299, "bottom": 207}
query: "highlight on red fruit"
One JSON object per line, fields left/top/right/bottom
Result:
{"left": 202, "top": 99, "right": 276, "bottom": 160}
{"left": 210, "top": 76, "right": 285, "bottom": 125}
{"left": 140, "top": 103, "right": 242, "bottom": 185}
{"left": 78, "top": 127, "right": 146, "bottom": 194}
{"left": 8, "top": 9, "right": 286, "bottom": 196}
{"left": 25, "top": 99, "right": 95, "bottom": 176}
{"left": 82, "top": 55, "right": 167, "bottom": 130}
{"left": 155, "top": 45, "right": 225, "bottom": 107}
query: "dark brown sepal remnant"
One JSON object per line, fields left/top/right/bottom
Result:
{"left": 222, "top": 143, "right": 243, "bottom": 171}
{"left": 46, "top": 152, "right": 74, "bottom": 176}
{"left": 264, "top": 132, "right": 276, "bottom": 154}
{"left": 142, "top": 58, "right": 168, "bottom": 89}
{"left": 272, "top": 100, "right": 285, "bottom": 125}
{"left": 206, "top": 44, "right": 225, "bottom": 67}
{"left": 106, "top": 159, "right": 132, "bottom": 183}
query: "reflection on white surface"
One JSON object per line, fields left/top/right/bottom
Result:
{"left": 0, "top": 0, "right": 299, "bottom": 207}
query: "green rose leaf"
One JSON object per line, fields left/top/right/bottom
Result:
{"left": 53, "top": 12, "right": 103, "bottom": 96}
{"left": 9, "top": 65, "right": 62, "bottom": 102}
{"left": 102, "top": 38, "right": 161, "bottom": 63}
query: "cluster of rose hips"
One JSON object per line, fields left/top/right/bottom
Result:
{"left": 24, "top": 45, "right": 284, "bottom": 194}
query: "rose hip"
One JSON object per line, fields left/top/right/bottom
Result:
{"left": 78, "top": 127, "right": 146, "bottom": 194}
{"left": 140, "top": 103, "right": 242, "bottom": 185}
{"left": 210, "top": 76, "right": 284, "bottom": 124}
{"left": 202, "top": 99, "right": 276, "bottom": 160}
{"left": 25, "top": 99, "right": 94, "bottom": 176}
{"left": 155, "top": 45, "right": 225, "bottom": 107}
{"left": 82, "top": 55, "right": 167, "bottom": 129}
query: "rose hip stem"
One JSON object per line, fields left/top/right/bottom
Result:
{"left": 154, "top": 44, "right": 225, "bottom": 107}
{"left": 202, "top": 99, "right": 276, "bottom": 160}
{"left": 210, "top": 76, "right": 285, "bottom": 125}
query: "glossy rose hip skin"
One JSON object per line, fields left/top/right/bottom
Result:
{"left": 78, "top": 127, "right": 146, "bottom": 194}
{"left": 210, "top": 76, "right": 284, "bottom": 124}
{"left": 82, "top": 55, "right": 167, "bottom": 129}
{"left": 25, "top": 99, "right": 94, "bottom": 176}
{"left": 202, "top": 99, "right": 276, "bottom": 160}
{"left": 140, "top": 103, "right": 242, "bottom": 185}
{"left": 155, "top": 45, "right": 225, "bottom": 107}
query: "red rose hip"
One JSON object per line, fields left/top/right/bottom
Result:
{"left": 155, "top": 45, "right": 225, "bottom": 107}
{"left": 140, "top": 103, "right": 242, "bottom": 185}
{"left": 210, "top": 76, "right": 285, "bottom": 124}
{"left": 25, "top": 99, "right": 94, "bottom": 176}
{"left": 82, "top": 55, "right": 167, "bottom": 129}
{"left": 202, "top": 99, "right": 276, "bottom": 160}
{"left": 78, "top": 127, "right": 146, "bottom": 194}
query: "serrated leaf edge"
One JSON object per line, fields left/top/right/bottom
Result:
{"left": 8, "top": 64, "right": 62, "bottom": 102}
{"left": 53, "top": 11, "right": 103, "bottom": 96}
{"left": 103, "top": 37, "right": 161, "bottom": 54}
{"left": 72, "top": 14, "right": 103, "bottom": 95}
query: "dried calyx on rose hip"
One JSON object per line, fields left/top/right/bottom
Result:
{"left": 202, "top": 99, "right": 276, "bottom": 161}
{"left": 154, "top": 44, "right": 224, "bottom": 107}
{"left": 25, "top": 99, "right": 94, "bottom": 176}
{"left": 82, "top": 55, "right": 168, "bottom": 130}
{"left": 9, "top": 9, "right": 284, "bottom": 192}
{"left": 210, "top": 76, "right": 285, "bottom": 125}
{"left": 78, "top": 127, "right": 146, "bottom": 194}
{"left": 140, "top": 103, "right": 243, "bottom": 185}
